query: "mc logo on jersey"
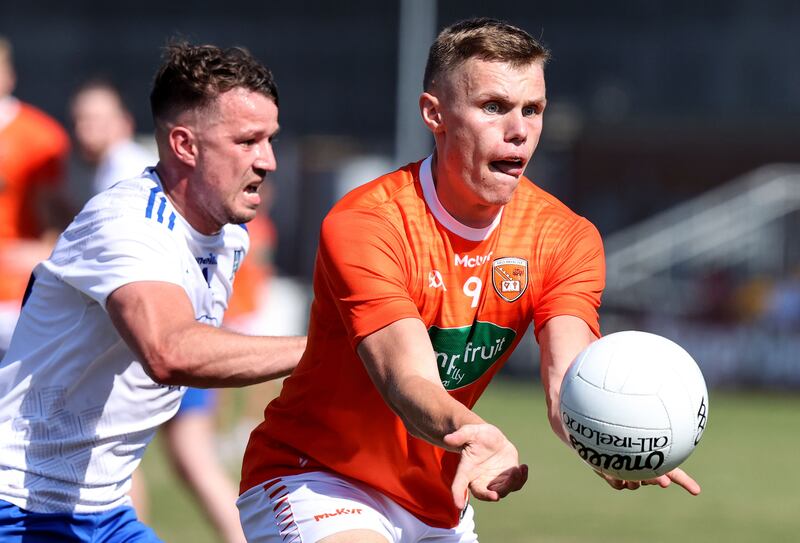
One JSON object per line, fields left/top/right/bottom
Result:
{"left": 492, "top": 257, "right": 528, "bottom": 302}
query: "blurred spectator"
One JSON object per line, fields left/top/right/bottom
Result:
{"left": 763, "top": 271, "right": 800, "bottom": 332}
{"left": 0, "top": 36, "right": 70, "bottom": 356}
{"left": 70, "top": 78, "right": 246, "bottom": 543}
{"left": 70, "top": 79, "right": 156, "bottom": 198}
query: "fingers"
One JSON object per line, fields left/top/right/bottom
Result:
{"left": 597, "top": 468, "right": 701, "bottom": 495}
{"left": 447, "top": 424, "right": 527, "bottom": 508}
{"left": 451, "top": 468, "right": 471, "bottom": 510}
{"left": 667, "top": 468, "right": 702, "bottom": 496}
{"left": 486, "top": 463, "right": 528, "bottom": 497}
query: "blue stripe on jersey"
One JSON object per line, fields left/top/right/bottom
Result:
{"left": 238, "top": 223, "right": 248, "bottom": 232}
{"left": 145, "top": 186, "right": 162, "bottom": 218}
{"left": 156, "top": 196, "right": 167, "bottom": 223}
{"left": 168, "top": 212, "right": 176, "bottom": 230}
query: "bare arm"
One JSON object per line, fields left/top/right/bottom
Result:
{"left": 538, "top": 314, "right": 598, "bottom": 444}
{"left": 107, "top": 281, "right": 305, "bottom": 387}
{"left": 539, "top": 315, "right": 701, "bottom": 495}
{"left": 357, "top": 317, "right": 482, "bottom": 444}
{"left": 357, "top": 317, "right": 527, "bottom": 509}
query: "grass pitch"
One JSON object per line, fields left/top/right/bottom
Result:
{"left": 141, "top": 380, "right": 800, "bottom": 542}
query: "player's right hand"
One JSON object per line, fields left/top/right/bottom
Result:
{"left": 444, "top": 423, "right": 529, "bottom": 510}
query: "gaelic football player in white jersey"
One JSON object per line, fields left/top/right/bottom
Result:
{"left": 0, "top": 42, "right": 305, "bottom": 542}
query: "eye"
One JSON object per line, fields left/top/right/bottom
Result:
{"left": 241, "top": 138, "right": 256, "bottom": 147}
{"left": 522, "top": 106, "right": 537, "bottom": 117}
{"left": 483, "top": 102, "right": 501, "bottom": 114}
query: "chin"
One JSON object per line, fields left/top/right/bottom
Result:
{"left": 485, "top": 183, "right": 519, "bottom": 204}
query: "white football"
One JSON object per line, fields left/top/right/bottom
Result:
{"left": 559, "top": 331, "right": 708, "bottom": 481}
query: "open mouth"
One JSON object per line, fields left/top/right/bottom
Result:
{"left": 244, "top": 182, "right": 261, "bottom": 194}
{"left": 489, "top": 158, "right": 526, "bottom": 177}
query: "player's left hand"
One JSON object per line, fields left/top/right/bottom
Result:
{"left": 444, "top": 423, "right": 529, "bottom": 510}
{"left": 597, "top": 467, "right": 701, "bottom": 495}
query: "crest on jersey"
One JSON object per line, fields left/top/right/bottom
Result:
{"left": 492, "top": 257, "right": 528, "bottom": 302}
{"left": 231, "top": 248, "right": 244, "bottom": 279}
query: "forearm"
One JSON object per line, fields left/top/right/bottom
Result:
{"left": 357, "top": 317, "right": 484, "bottom": 450}
{"left": 538, "top": 315, "right": 597, "bottom": 444}
{"left": 107, "top": 281, "right": 306, "bottom": 388}
{"left": 384, "top": 373, "right": 484, "bottom": 450}
{"left": 157, "top": 324, "right": 305, "bottom": 387}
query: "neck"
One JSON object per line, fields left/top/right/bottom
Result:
{"left": 155, "top": 162, "right": 218, "bottom": 235}
{"left": 430, "top": 152, "right": 502, "bottom": 229}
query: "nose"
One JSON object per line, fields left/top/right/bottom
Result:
{"left": 505, "top": 110, "right": 528, "bottom": 145}
{"left": 253, "top": 141, "right": 277, "bottom": 174}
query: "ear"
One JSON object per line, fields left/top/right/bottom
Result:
{"left": 168, "top": 126, "right": 197, "bottom": 167}
{"left": 419, "top": 92, "right": 444, "bottom": 134}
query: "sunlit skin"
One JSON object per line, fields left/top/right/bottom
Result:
{"left": 0, "top": 49, "right": 14, "bottom": 99}
{"left": 421, "top": 58, "right": 547, "bottom": 228}
{"left": 158, "top": 87, "right": 279, "bottom": 235}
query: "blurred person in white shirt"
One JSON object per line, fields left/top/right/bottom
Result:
{"left": 70, "top": 79, "right": 156, "bottom": 196}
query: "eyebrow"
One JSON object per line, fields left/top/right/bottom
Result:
{"left": 473, "top": 92, "right": 547, "bottom": 106}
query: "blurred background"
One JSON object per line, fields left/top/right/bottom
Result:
{"left": 2, "top": 1, "right": 799, "bottom": 541}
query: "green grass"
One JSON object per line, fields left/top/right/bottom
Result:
{"left": 471, "top": 382, "right": 800, "bottom": 543}
{"left": 140, "top": 381, "right": 800, "bottom": 542}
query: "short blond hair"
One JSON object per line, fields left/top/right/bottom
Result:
{"left": 423, "top": 17, "right": 550, "bottom": 91}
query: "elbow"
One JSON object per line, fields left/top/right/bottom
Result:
{"left": 141, "top": 342, "right": 188, "bottom": 386}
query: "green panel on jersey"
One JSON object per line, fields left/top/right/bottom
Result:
{"left": 428, "top": 322, "right": 517, "bottom": 390}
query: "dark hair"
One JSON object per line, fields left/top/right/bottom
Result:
{"left": 150, "top": 41, "right": 278, "bottom": 128}
{"left": 423, "top": 17, "right": 550, "bottom": 91}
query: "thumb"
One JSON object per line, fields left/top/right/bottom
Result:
{"left": 443, "top": 425, "right": 475, "bottom": 452}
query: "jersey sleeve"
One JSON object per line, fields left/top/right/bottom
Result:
{"left": 318, "top": 208, "right": 422, "bottom": 348}
{"left": 533, "top": 216, "right": 605, "bottom": 338}
{"left": 52, "top": 216, "right": 185, "bottom": 308}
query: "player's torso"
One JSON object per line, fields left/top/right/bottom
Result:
{"left": 0, "top": 173, "right": 248, "bottom": 512}
{"left": 134, "top": 177, "right": 247, "bottom": 326}
{"left": 404, "top": 216, "right": 534, "bottom": 393}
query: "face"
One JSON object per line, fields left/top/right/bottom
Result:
{"left": 425, "top": 58, "right": 546, "bottom": 227}
{"left": 187, "top": 87, "right": 278, "bottom": 234}
{"left": 0, "top": 52, "right": 15, "bottom": 98}
{"left": 71, "top": 87, "right": 132, "bottom": 163}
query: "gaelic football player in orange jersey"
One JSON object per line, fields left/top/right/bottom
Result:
{"left": 239, "top": 17, "right": 701, "bottom": 543}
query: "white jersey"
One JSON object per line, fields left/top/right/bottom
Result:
{"left": 0, "top": 168, "right": 249, "bottom": 514}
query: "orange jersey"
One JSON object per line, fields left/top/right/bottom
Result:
{"left": 0, "top": 100, "right": 69, "bottom": 240}
{"left": 0, "top": 100, "right": 69, "bottom": 302}
{"left": 225, "top": 213, "right": 276, "bottom": 319}
{"left": 241, "top": 157, "right": 605, "bottom": 528}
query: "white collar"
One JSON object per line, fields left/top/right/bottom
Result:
{"left": 418, "top": 154, "right": 502, "bottom": 242}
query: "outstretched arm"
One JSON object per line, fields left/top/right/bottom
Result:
{"left": 357, "top": 317, "right": 527, "bottom": 510}
{"left": 107, "top": 280, "right": 305, "bottom": 388}
{"left": 538, "top": 315, "right": 700, "bottom": 495}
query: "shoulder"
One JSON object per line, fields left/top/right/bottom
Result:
{"left": 510, "top": 178, "right": 598, "bottom": 234}
{"left": 14, "top": 102, "right": 69, "bottom": 149}
{"left": 329, "top": 162, "right": 420, "bottom": 215}
{"left": 323, "top": 162, "right": 422, "bottom": 232}
{"left": 63, "top": 172, "right": 180, "bottom": 244}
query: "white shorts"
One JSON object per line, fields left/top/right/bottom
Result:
{"left": 237, "top": 471, "right": 479, "bottom": 543}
